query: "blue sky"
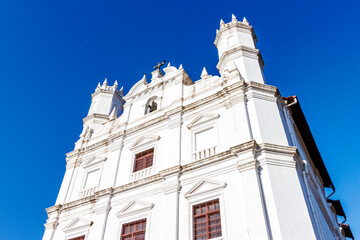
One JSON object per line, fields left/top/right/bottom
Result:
{"left": 0, "top": 0, "right": 359, "bottom": 239}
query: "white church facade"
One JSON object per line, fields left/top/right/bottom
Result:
{"left": 43, "top": 15, "right": 353, "bottom": 240}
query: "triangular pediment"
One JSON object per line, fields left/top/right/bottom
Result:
{"left": 83, "top": 156, "right": 106, "bottom": 168}
{"left": 187, "top": 113, "right": 220, "bottom": 129}
{"left": 130, "top": 135, "right": 160, "bottom": 150}
{"left": 116, "top": 200, "right": 154, "bottom": 218}
{"left": 62, "top": 217, "right": 93, "bottom": 233}
{"left": 185, "top": 179, "right": 227, "bottom": 199}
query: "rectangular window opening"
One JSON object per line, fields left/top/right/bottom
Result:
{"left": 133, "top": 148, "right": 154, "bottom": 172}
{"left": 193, "top": 199, "right": 222, "bottom": 240}
{"left": 68, "top": 236, "right": 85, "bottom": 240}
{"left": 121, "top": 219, "right": 146, "bottom": 240}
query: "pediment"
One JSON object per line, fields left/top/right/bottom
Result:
{"left": 185, "top": 179, "right": 227, "bottom": 199}
{"left": 116, "top": 200, "right": 154, "bottom": 218}
{"left": 187, "top": 113, "right": 220, "bottom": 129}
{"left": 62, "top": 217, "right": 93, "bottom": 233}
{"left": 124, "top": 75, "right": 148, "bottom": 100}
{"left": 83, "top": 156, "right": 106, "bottom": 168}
{"left": 130, "top": 135, "right": 160, "bottom": 150}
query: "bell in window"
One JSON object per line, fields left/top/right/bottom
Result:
{"left": 148, "top": 101, "right": 157, "bottom": 113}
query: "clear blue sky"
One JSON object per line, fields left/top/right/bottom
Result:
{"left": 0, "top": 0, "right": 359, "bottom": 239}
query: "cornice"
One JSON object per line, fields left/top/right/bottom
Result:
{"left": 45, "top": 204, "right": 62, "bottom": 215}
{"left": 62, "top": 195, "right": 97, "bottom": 211}
{"left": 83, "top": 113, "right": 109, "bottom": 124}
{"left": 94, "top": 187, "right": 113, "bottom": 199}
{"left": 216, "top": 46, "right": 264, "bottom": 72}
{"left": 257, "top": 143, "right": 297, "bottom": 156}
{"left": 91, "top": 88, "right": 123, "bottom": 100}
{"left": 48, "top": 141, "right": 302, "bottom": 216}
{"left": 184, "top": 81, "right": 244, "bottom": 113}
{"left": 245, "top": 81, "right": 279, "bottom": 98}
{"left": 214, "top": 22, "right": 255, "bottom": 46}
{"left": 159, "top": 165, "right": 182, "bottom": 177}
{"left": 113, "top": 174, "right": 163, "bottom": 194}
{"left": 66, "top": 149, "right": 80, "bottom": 160}
{"left": 182, "top": 140, "right": 257, "bottom": 173}
{"left": 237, "top": 159, "right": 258, "bottom": 172}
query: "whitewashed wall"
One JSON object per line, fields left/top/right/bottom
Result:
{"left": 43, "top": 15, "right": 344, "bottom": 240}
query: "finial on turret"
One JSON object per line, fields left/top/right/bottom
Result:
{"left": 232, "top": 14, "right": 237, "bottom": 23}
{"left": 201, "top": 67, "right": 209, "bottom": 79}
{"left": 220, "top": 19, "right": 225, "bottom": 28}
{"left": 141, "top": 73, "right": 147, "bottom": 82}
{"left": 103, "top": 78, "right": 108, "bottom": 87}
{"left": 179, "top": 64, "right": 183, "bottom": 70}
{"left": 243, "top": 17, "right": 249, "bottom": 25}
{"left": 96, "top": 82, "right": 101, "bottom": 89}
{"left": 167, "top": 62, "right": 171, "bottom": 67}
{"left": 113, "top": 80, "right": 118, "bottom": 88}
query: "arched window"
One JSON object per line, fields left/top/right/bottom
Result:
{"left": 145, "top": 96, "right": 158, "bottom": 114}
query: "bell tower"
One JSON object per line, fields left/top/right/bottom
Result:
{"left": 214, "top": 14, "right": 265, "bottom": 83}
{"left": 83, "top": 78, "right": 123, "bottom": 131}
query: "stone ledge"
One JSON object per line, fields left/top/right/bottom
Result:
{"left": 55, "top": 141, "right": 300, "bottom": 213}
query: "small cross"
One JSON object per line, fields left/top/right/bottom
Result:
{"left": 154, "top": 60, "right": 166, "bottom": 70}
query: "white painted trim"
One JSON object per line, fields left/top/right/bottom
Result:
{"left": 188, "top": 113, "right": 220, "bottom": 161}
{"left": 116, "top": 200, "right": 154, "bottom": 218}
{"left": 185, "top": 178, "right": 227, "bottom": 199}
{"left": 129, "top": 136, "right": 159, "bottom": 181}
{"left": 187, "top": 113, "right": 220, "bottom": 129}
{"left": 115, "top": 200, "right": 153, "bottom": 240}
{"left": 129, "top": 135, "right": 160, "bottom": 151}
{"left": 187, "top": 186, "right": 228, "bottom": 240}
{"left": 82, "top": 156, "right": 107, "bottom": 169}
{"left": 62, "top": 217, "right": 93, "bottom": 240}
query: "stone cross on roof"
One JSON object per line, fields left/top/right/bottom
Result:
{"left": 154, "top": 60, "right": 166, "bottom": 70}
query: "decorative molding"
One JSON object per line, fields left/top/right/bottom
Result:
{"left": 237, "top": 159, "right": 258, "bottom": 172}
{"left": 185, "top": 179, "right": 227, "bottom": 199}
{"left": 45, "top": 204, "right": 62, "bottom": 215}
{"left": 259, "top": 158, "right": 296, "bottom": 168}
{"left": 187, "top": 113, "right": 220, "bottom": 129}
{"left": 124, "top": 75, "right": 148, "bottom": 101}
{"left": 217, "top": 46, "right": 262, "bottom": 72}
{"left": 54, "top": 140, "right": 303, "bottom": 214}
{"left": 214, "top": 21, "right": 253, "bottom": 46}
{"left": 82, "top": 113, "right": 109, "bottom": 124}
{"left": 65, "top": 81, "right": 280, "bottom": 160}
{"left": 66, "top": 82, "right": 250, "bottom": 156}
{"left": 62, "top": 217, "right": 93, "bottom": 234}
{"left": 129, "top": 135, "right": 160, "bottom": 150}
{"left": 257, "top": 143, "right": 297, "bottom": 156}
{"left": 116, "top": 200, "right": 154, "bottom": 218}
{"left": 82, "top": 156, "right": 107, "bottom": 168}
